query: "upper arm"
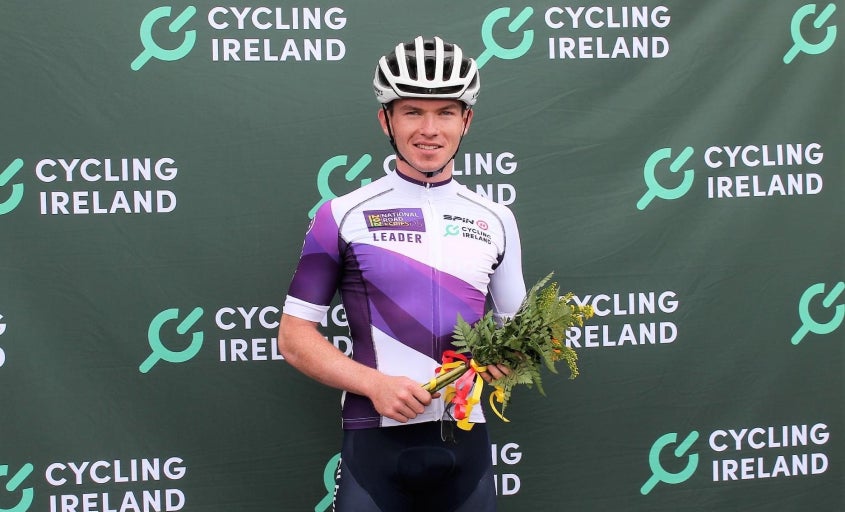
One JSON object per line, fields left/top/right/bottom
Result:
{"left": 285, "top": 201, "right": 343, "bottom": 309}
{"left": 489, "top": 207, "right": 526, "bottom": 321}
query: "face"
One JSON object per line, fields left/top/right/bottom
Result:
{"left": 378, "top": 98, "right": 473, "bottom": 180}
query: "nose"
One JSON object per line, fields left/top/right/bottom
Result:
{"left": 418, "top": 113, "right": 438, "bottom": 136}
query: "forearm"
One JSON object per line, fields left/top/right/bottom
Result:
{"left": 277, "top": 313, "right": 436, "bottom": 423}
{"left": 277, "top": 314, "right": 381, "bottom": 398}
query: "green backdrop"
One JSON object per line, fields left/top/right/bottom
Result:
{"left": 1, "top": 1, "right": 842, "bottom": 510}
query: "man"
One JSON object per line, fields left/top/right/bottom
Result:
{"left": 278, "top": 36, "right": 526, "bottom": 511}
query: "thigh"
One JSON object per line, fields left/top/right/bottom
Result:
{"left": 332, "top": 455, "right": 393, "bottom": 512}
{"left": 333, "top": 428, "right": 412, "bottom": 512}
{"left": 450, "top": 464, "right": 497, "bottom": 512}
{"left": 430, "top": 425, "right": 497, "bottom": 512}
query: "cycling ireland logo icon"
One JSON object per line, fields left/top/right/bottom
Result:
{"left": 139, "top": 307, "right": 204, "bottom": 373}
{"left": 640, "top": 431, "right": 700, "bottom": 495}
{"left": 791, "top": 282, "right": 845, "bottom": 345}
{"left": 308, "top": 155, "right": 373, "bottom": 219}
{"left": 636, "top": 147, "right": 695, "bottom": 210}
{"left": 477, "top": 7, "right": 535, "bottom": 68}
{"left": 783, "top": 3, "right": 837, "bottom": 64}
{"left": 0, "top": 159, "right": 25, "bottom": 216}
{"left": 0, "top": 463, "right": 35, "bottom": 512}
{"left": 131, "top": 6, "right": 197, "bottom": 71}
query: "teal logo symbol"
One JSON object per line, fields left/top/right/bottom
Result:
{"left": 641, "top": 431, "right": 699, "bottom": 495}
{"left": 0, "top": 159, "right": 25, "bottom": 215}
{"left": 314, "top": 453, "right": 341, "bottom": 512}
{"left": 0, "top": 463, "right": 34, "bottom": 512}
{"left": 308, "top": 155, "right": 374, "bottom": 219}
{"left": 131, "top": 6, "right": 198, "bottom": 71}
{"left": 477, "top": 7, "right": 535, "bottom": 68}
{"left": 140, "top": 307, "right": 204, "bottom": 373}
{"left": 784, "top": 3, "right": 838, "bottom": 64}
{"left": 637, "top": 147, "right": 695, "bottom": 210}
{"left": 444, "top": 224, "right": 460, "bottom": 237}
{"left": 791, "top": 282, "right": 845, "bottom": 345}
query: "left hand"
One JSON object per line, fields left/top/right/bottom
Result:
{"left": 479, "top": 362, "right": 510, "bottom": 384}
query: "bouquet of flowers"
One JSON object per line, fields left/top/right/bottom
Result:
{"left": 423, "top": 273, "right": 593, "bottom": 425}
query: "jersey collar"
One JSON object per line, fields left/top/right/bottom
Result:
{"left": 392, "top": 169, "right": 455, "bottom": 190}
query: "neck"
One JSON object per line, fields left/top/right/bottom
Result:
{"left": 395, "top": 159, "right": 454, "bottom": 184}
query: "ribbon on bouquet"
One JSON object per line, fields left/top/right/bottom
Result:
{"left": 423, "top": 350, "right": 509, "bottom": 430}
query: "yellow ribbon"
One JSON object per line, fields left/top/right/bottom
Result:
{"left": 427, "top": 356, "right": 510, "bottom": 430}
{"left": 424, "top": 359, "right": 465, "bottom": 392}
{"left": 455, "top": 360, "right": 487, "bottom": 431}
{"left": 488, "top": 385, "right": 510, "bottom": 423}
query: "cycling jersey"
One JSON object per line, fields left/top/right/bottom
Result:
{"left": 283, "top": 170, "right": 525, "bottom": 429}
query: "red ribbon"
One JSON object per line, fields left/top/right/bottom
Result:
{"left": 436, "top": 351, "right": 486, "bottom": 429}
{"left": 437, "top": 350, "right": 467, "bottom": 371}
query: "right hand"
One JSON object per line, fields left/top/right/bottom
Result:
{"left": 367, "top": 374, "right": 439, "bottom": 423}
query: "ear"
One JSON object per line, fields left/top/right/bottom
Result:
{"left": 377, "top": 108, "right": 391, "bottom": 136}
{"left": 462, "top": 108, "right": 474, "bottom": 135}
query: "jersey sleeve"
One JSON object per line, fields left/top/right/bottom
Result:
{"left": 489, "top": 206, "right": 526, "bottom": 324}
{"left": 282, "top": 201, "right": 342, "bottom": 322}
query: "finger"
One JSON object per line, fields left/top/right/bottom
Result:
{"left": 483, "top": 366, "right": 505, "bottom": 380}
{"left": 402, "top": 403, "right": 422, "bottom": 419}
{"left": 480, "top": 371, "right": 499, "bottom": 384}
{"left": 413, "top": 389, "right": 433, "bottom": 406}
{"left": 408, "top": 399, "right": 425, "bottom": 415}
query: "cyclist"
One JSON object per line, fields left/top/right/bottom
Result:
{"left": 278, "top": 36, "right": 526, "bottom": 511}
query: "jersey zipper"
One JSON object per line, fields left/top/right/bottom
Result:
{"left": 423, "top": 181, "right": 441, "bottom": 355}
{"left": 423, "top": 182, "right": 445, "bottom": 420}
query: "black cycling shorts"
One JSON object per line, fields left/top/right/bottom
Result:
{"left": 332, "top": 422, "right": 497, "bottom": 512}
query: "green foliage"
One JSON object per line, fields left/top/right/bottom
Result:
{"left": 453, "top": 273, "right": 594, "bottom": 414}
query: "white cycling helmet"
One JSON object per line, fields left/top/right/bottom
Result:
{"left": 374, "top": 36, "right": 480, "bottom": 106}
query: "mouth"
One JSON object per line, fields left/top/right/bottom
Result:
{"left": 414, "top": 143, "right": 442, "bottom": 151}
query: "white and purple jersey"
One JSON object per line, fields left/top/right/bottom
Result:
{"left": 283, "top": 170, "right": 525, "bottom": 429}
